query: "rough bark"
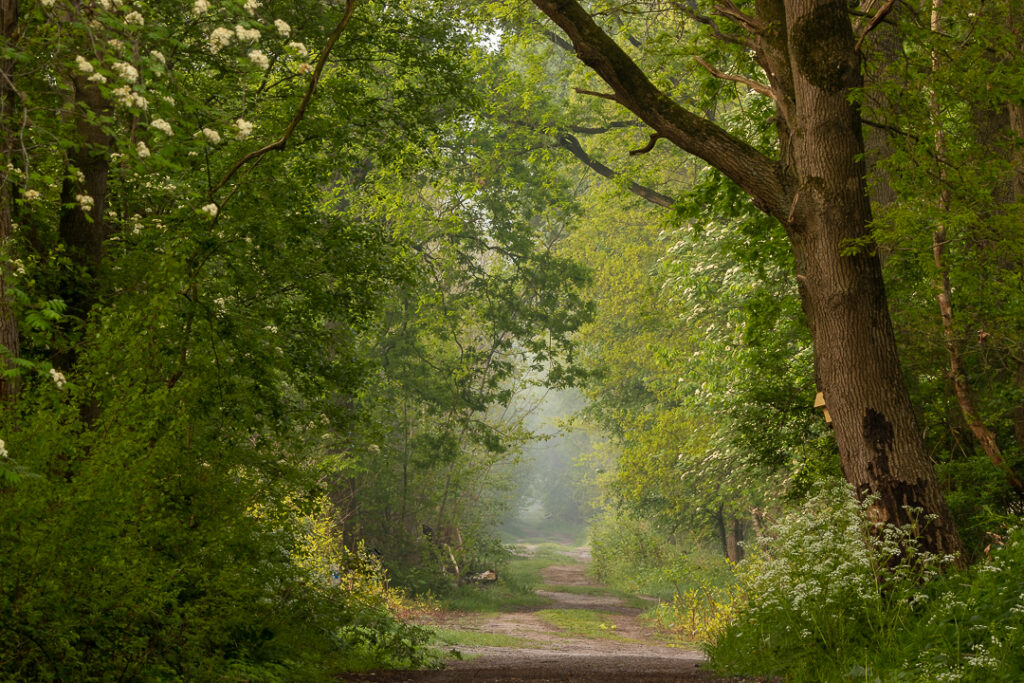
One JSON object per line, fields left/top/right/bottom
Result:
{"left": 725, "top": 516, "right": 744, "bottom": 563}
{"left": 532, "top": 0, "right": 965, "bottom": 562}
{"left": 0, "top": 0, "right": 19, "bottom": 401}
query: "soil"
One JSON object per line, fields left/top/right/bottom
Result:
{"left": 341, "top": 546, "right": 755, "bottom": 682}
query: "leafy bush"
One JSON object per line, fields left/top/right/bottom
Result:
{"left": 706, "top": 480, "right": 1024, "bottom": 682}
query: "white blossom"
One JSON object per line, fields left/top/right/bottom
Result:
{"left": 235, "top": 25, "right": 260, "bottom": 42}
{"left": 200, "top": 127, "right": 221, "bottom": 144}
{"left": 234, "top": 117, "right": 253, "bottom": 139}
{"left": 23, "top": 189, "right": 40, "bottom": 201}
{"left": 192, "top": 0, "right": 209, "bottom": 14}
{"left": 49, "top": 368, "right": 67, "bottom": 389}
{"left": 136, "top": 141, "right": 150, "bottom": 158}
{"left": 73, "top": 168, "right": 85, "bottom": 183}
{"left": 75, "top": 55, "right": 94, "bottom": 74}
{"left": 150, "top": 118, "right": 173, "bottom": 135}
{"left": 88, "top": 73, "right": 108, "bottom": 84}
{"left": 248, "top": 49, "right": 269, "bottom": 70}
{"left": 243, "top": 0, "right": 260, "bottom": 15}
{"left": 273, "top": 18, "right": 290, "bottom": 36}
{"left": 0, "top": 439, "right": 7, "bottom": 458}
{"left": 296, "top": 62, "right": 313, "bottom": 75}
{"left": 124, "top": 10, "right": 144, "bottom": 25}
{"left": 112, "top": 85, "right": 147, "bottom": 109}
{"left": 150, "top": 50, "right": 166, "bottom": 65}
{"left": 108, "top": 38, "right": 125, "bottom": 50}
{"left": 112, "top": 61, "right": 138, "bottom": 83}
{"left": 209, "top": 27, "right": 234, "bottom": 53}
{"left": 287, "top": 41, "right": 308, "bottom": 57}
{"left": 76, "top": 194, "right": 94, "bottom": 212}
{"left": 41, "top": 0, "right": 55, "bottom": 6}
{"left": 202, "top": 203, "right": 219, "bottom": 217}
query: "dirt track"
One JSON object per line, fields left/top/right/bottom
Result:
{"left": 342, "top": 547, "right": 750, "bottom": 682}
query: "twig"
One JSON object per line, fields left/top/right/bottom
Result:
{"left": 629, "top": 133, "right": 662, "bottom": 155}
{"left": 574, "top": 87, "right": 620, "bottom": 102}
{"left": 855, "top": 0, "right": 899, "bottom": 51}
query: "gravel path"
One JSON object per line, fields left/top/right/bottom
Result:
{"left": 341, "top": 547, "right": 752, "bottom": 682}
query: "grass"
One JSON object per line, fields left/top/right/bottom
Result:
{"left": 538, "top": 583, "right": 654, "bottom": 610}
{"left": 533, "top": 608, "right": 640, "bottom": 643}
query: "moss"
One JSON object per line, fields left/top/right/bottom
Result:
{"left": 790, "top": 1, "right": 859, "bottom": 94}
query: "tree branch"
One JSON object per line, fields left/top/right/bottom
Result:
{"left": 694, "top": 57, "right": 777, "bottom": 101}
{"left": 210, "top": 0, "right": 356, "bottom": 198}
{"left": 854, "top": 0, "right": 899, "bottom": 51}
{"left": 569, "top": 120, "right": 643, "bottom": 135}
{"left": 574, "top": 87, "right": 620, "bottom": 102}
{"left": 629, "top": 133, "right": 662, "bottom": 155}
{"left": 556, "top": 133, "right": 674, "bottom": 208}
{"left": 533, "top": 0, "right": 788, "bottom": 220}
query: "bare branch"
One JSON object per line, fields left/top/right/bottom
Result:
{"left": 694, "top": 57, "right": 777, "bottom": 101}
{"left": 574, "top": 87, "right": 620, "bottom": 102}
{"left": 556, "top": 133, "right": 675, "bottom": 208}
{"left": 854, "top": 0, "right": 899, "bottom": 51}
{"left": 628, "top": 133, "right": 662, "bottom": 156}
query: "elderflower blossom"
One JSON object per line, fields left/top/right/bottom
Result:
{"left": 150, "top": 50, "right": 166, "bottom": 65}
{"left": 235, "top": 25, "right": 260, "bottom": 42}
{"left": 136, "top": 141, "right": 150, "bottom": 158}
{"left": 243, "top": 0, "right": 260, "bottom": 15}
{"left": 274, "top": 18, "right": 290, "bottom": 36}
{"left": 201, "top": 203, "right": 219, "bottom": 217}
{"left": 76, "top": 194, "right": 94, "bottom": 212}
{"left": 75, "top": 55, "right": 94, "bottom": 73}
{"left": 248, "top": 49, "right": 269, "bottom": 70}
{"left": 200, "top": 127, "right": 221, "bottom": 144}
{"left": 49, "top": 368, "right": 66, "bottom": 389}
{"left": 287, "top": 41, "right": 307, "bottom": 57}
{"left": 41, "top": 0, "right": 55, "bottom": 6}
{"left": 111, "top": 61, "right": 138, "bottom": 83}
{"left": 112, "top": 85, "right": 147, "bottom": 109}
{"left": 150, "top": 118, "right": 173, "bottom": 135}
{"left": 192, "top": 0, "right": 209, "bottom": 14}
{"left": 23, "top": 189, "right": 40, "bottom": 202}
{"left": 235, "top": 117, "right": 253, "bottom": 139}
{"left": 209, "top": 27, "right": 234, "bottom": 53}
{"left": 89, "top": 73, "right": 108, "bottom": 84}
{"left": 124, "top": 10, "right": 144, "bottom": 25}
{"left": 296, "top": 62, "right": 313, "bottom": 75}
{"left": 0, "top": 439, "right": 7, "bottom": 458}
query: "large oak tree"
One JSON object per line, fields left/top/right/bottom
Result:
{"left": 531, "top": 0, "right": 964, "bottom": 560}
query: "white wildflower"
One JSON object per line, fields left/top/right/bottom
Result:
{"left": 108, "top": 38, "right": 125, "bottom": 50}
{"left": 209, "top": 27, "right": 234, "bottom": 53}
{"left": 200, "top": 127, "right": 221, "bottom": 144}
{"left": 286, "top": 41, "right": 307, "bottom": 57}
{"left": 112, "top": 61, "right": 138, "bottom": 83}
{"left": 23, "top": 189, "right": 40, "bottom": 202}
{"left": 296, "top": 62, "right": 312, "bottom": 75}
{"left": 192, "top": 0, "right": 209, "bottom": 14}
{"left": 273, "top": 18, "right": 290, "bottom": 36}
{"left": 99, "top": 0, "right": 113, "bottom": 9}
{"left": 88, "top": 73, "right": 108, "bottom": 84}
{"left": 234, "top": 117, "right": 253, "bottom": 139}
{"left": 112, "top": 85, "right": 147, "bottom": 109}
{"left": 162, "top": 95, "right": 175, "bottom": 105}
{"left": 130, "top": 214, "right": 144, "bottom": 234}
{"left": 243, "top": 0, "right": 260, "bottom": 15}
{"left": 49, "top": 368, "right": 67, "bottom": 389}
{"left": 76, "top": 194, "right": 94, "bottom": 212}
{"left": 12, "top": 259, "right": 25, "bottom": 275}
{"left": 0, "top": 439, "right": 7, "bottom": 458}
{"left": 150, "top": 118, "right": 173, "bottom": 135}
{"left": 235, "top": 24, "right": 260, "bottom": 42}
{"left": 73, "top": 168, "right": 85, "bottom": 183}
{"left": 75, "top": 55, "right": 94, "bottom": 73}
{"left": 124, "top": 10, "right": 144, "bottom": 25}
{"left": 136, "top": 141, "right": 150, "bottom": 158}
{"left": 248, "top": 49, "right": 269, "bottom": 70}
{"left": 41, "top": 0, "right": 55, "bottom": 6}
{"left": 149, "top": 50, "right": 166, "bottom": 65}
{"left": 201, "top": 203, "right": 219, "bottom": 217}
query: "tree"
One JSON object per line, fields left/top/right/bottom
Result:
{"left": 529, "top": 0, "right": 964, "bottom": 561}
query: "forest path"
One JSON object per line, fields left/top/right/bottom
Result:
{"left": 343, "top": 545, "right": 745, "bottom": 682}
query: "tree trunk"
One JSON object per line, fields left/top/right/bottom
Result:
{"left": 725, "top": 515, "right": 744, "bottom": 563}
{"left": 532, "top": 0, "right": 965, "bottom": 562}
{"left": 0, "top": 0, "right": 19, "bottom": 401}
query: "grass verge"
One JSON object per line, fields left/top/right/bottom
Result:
{"left": 533, "top": 608, "right": 639, "bottom": 643}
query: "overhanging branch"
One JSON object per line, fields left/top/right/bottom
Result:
{"left": 556, "top": 133, "right": 674, "bottom": 208}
